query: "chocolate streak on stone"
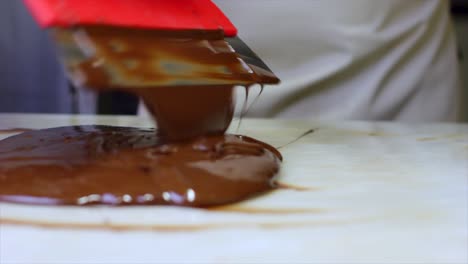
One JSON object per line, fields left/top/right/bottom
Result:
{"left": 1, "top": 218, "right": 343, "bottom": 232}
{"left": 0, "top": 126, "right": 281, "bottom": 207}
{"left": 0, "top": 128, "right": 34, "bottom": 134}
{"left": 274, "top": 182, "right": 316, "bottom": 192}
{"left": 276, "top": 129, "right": 317, "bottom": 149}
{"left": 210, "top": 205, "right": 323, "bottom": 214}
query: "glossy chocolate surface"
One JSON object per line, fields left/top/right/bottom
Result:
{"left": 53, "top": 26, "right": 280, "bottom": 88}
{"left": 0, "top": 126, "right": 281, "bottom": 207}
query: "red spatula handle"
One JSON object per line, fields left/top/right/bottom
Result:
{"left": 23, "top": 0, "right": 237, "bottom": 37}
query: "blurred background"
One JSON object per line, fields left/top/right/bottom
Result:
{"left": 0, "top": 0, "right": 467, "bottom": 122}
{"left": 452, "top": 0, "right": 468, "bottom": 122}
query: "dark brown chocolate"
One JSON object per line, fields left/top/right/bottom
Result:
{"left": 54, "top": 25, "right": 280, "bottom": 140}
{"left": 0, "top": 126, "right": 281, "bottom": 207}
{"left": 138, "top": 85, "right": 235, "bottom": 141}
{"left": 0, "top": 27, "right": 282, "bottom": 207}
{"left": 53, "top": 26, "right": 280, "bottom": 89}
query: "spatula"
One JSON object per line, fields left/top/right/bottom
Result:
{"left": 23, "top": 0, "right": 279, "bottom": 88}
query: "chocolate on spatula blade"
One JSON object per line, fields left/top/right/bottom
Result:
{"left": 51, "top": 27, "right": 280, "bottom": 88}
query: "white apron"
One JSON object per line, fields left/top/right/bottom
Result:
{"left": 140, "top": 0, "right": 462, "bottom": 122}
{"left": 215, "top": 0, "right": 461, "bottom": 121}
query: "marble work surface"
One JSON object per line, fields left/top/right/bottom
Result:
{"left": 0, "top": 114, "right": 467, "bottom": 263}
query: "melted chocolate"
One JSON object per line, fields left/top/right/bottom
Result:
{"left": 0, "top": 126, "right": 281, "bottom": 207}
{"left": 138, "top": 85, "right": 235, "bottom": 141}
{"left": 0, "top": 27, "right": 282, "bottom": 207}
{"left": 53, "top": 25, "right": 280, "bottom": 140}
{"left": 53, "top": 26, "right": 280, "bottom": 89}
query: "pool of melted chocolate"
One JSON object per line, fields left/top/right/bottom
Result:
{"left": 0, "top": 126, "right": 281, "bottom": 207}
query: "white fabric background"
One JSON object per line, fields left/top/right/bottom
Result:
{"left": 210, "top": 0, "right": 461, "bottom": 122}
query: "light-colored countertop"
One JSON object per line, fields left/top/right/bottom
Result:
{"left": 1, "top": 114, "right": 467, "bottom": 264}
